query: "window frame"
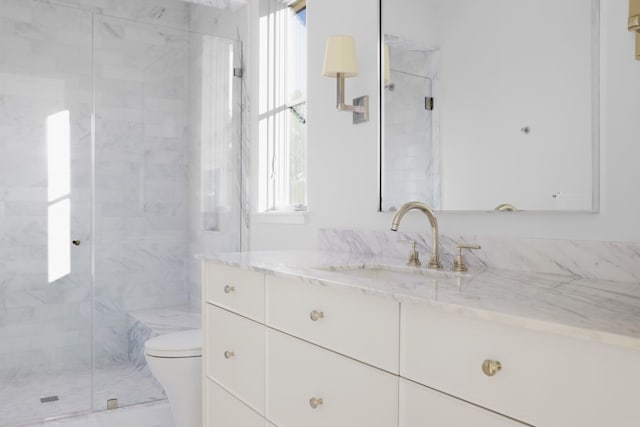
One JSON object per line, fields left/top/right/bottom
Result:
{"left": 256, "top": 0, "right": 308, "bottom": 215}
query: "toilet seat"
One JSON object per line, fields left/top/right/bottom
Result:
{"left": 145, "top": 329, "right": 202, "bottom": 358}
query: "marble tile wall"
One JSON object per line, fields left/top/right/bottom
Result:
{"left": 127, "top": 305, "right": 199, "bottom": 372}
{"left": 34, "top": 0, "right": 191, "bottom": 31}
{"left": 93, "top": 9, "right": 192, "bottom": 368}
{"left": 0, "top": 1, "right": 247, "bottom": 423}
{"left": 0, "top": 0, "right": 94, "bottom": 379}
{"left": 0, "top": 0, "right": 248, "bottom": 425}
{"left": 319, "top": 228, "right": 640, "bottom": 284}
{"left": 187, "top": 3, "right": 248, "bottom": 308}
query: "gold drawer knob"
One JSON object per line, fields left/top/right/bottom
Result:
{"left": 309, "top": 397, "right": 324, "bottom": 409}
{"left": 224, "top": 350, "right": 235, "bottom": 359}
{"left": 309, "top": 310, "right": 324, "bottom": 321}
{"left": 482, "top": 359, "right": 502, "bottom": 377}
{"left": 224, "top": 285, "right": 235, "bottom": 294}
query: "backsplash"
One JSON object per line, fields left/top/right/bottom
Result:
{"left": 318, "top": 229, "right": 640, "bottom": 284}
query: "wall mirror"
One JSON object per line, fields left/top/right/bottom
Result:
{"left": 379, "top": 0, "right": 600, "bottom": 212}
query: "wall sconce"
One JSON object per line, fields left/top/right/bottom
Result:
{"left": 322, "top": 35, "right": 369, "bottom": 124}
{"left": 630, "top": 0, "right": 640, "bottom": 60}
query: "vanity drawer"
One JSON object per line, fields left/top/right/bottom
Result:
{"left": 399, "top": 378, "right": 525, "bottom": 427}
{"left": 401, "top": 302, "right": 640, "bottom": 426}
{"left": 205, "top": 304, "right": 265, "bottom": 414}
{"left": 205, "top": 378, "right": 269, "bottom": 427}
{"left": 265, "top": 275, "right": 400, "bottom": 373}
{"left": 204, "top": 262, "right": 264, "bottom": 322}
{"left": 266, "top": 329, "right": 398, "bottom": 427}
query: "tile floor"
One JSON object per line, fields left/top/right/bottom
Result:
{"left": 0, "top": 363, "right": 165, "bottom": 427}
{"left": 1, "top": 305, "right": 197, "bottom": 427}
{"left": 22, "top": 400, "right": 173, "bottom": 427}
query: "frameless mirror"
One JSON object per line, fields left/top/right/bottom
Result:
{"left": 379, "top": 0, "right": 600, "bottom": 212}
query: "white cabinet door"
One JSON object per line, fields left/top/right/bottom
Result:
{"left": 400, "top": 379, "right": 525, "bottom": 427}
{"left": 205, "top": 378, "right": 267, "bottom": 427}
{"left": 401, "top": 301, "right": 640, "bottom": 426}
{"left": 205, "top": 304, "right": 265, "bottom": 414}
{"left": 266, "top": 329, "right": 398, "bottom": 427}
{"left": 204, "top": 262, "right": 264, "bottom": 321}
{"left": 266, "top": 274, "right": 400, "bottom": 373}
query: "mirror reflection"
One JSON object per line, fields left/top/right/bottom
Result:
{"left": 380, "top": 0, "right": 599, "bottom": 212}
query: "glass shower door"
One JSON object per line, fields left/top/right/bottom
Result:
{"left": 0, "top": 1, "right": 93, "bottom": 425}
{"left": 92, "top": 7, "right": 243, "bottom": 407}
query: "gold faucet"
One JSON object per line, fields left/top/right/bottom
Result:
{"left": 390, "top": 201, "right": 442, "bottom": 270}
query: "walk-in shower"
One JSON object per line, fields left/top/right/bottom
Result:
{"left": 0, "top": 1, "right": 246, "bottom": 425}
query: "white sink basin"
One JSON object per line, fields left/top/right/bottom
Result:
{"left": 317, "top": 264, "right": 455, "bottom": 283}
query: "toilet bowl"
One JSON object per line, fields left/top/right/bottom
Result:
{"left": 145, "top": 329, "right": 202, "bottom": 427}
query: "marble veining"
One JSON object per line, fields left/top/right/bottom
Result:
{"left": 0, "top": 0, "right": 94, "bottom": 383}
{"left": 0, "top": 363, "right": 166, "bottom": 427}
{"left": 92, "top": 9, "right": 192, "bottom": 392}
{"left": 198, "top": 250, "right": 640, "bottom": 352}
{"left": 319, "top": 228, "right": 640, "bottom": 283}
{"left": 187, "top": 2, "right": 248, "bottom": 308}
{"left": 0, "top": 1, "right": 247, "bottom": 425}
{"left": 127, "top": 305, "right": 200, "bottom": 371}
{"left": 33, "top": 0, "right": 191, "bottom": 32}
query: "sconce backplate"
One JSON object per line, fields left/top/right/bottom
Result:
{"left": 352, "top": 95, "right": 369, "bottom": 124}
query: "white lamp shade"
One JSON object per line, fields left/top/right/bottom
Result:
{"left": 384, "top": 43, "right": 391, "bottom": 85}
{"left": 323, "top": 35, "right": 359, "bottom": 78}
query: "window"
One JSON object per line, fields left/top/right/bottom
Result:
{"left": 258, "top": 0, "right": 307, "bottom": 213}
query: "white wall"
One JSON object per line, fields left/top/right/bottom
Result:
{"left": 249, "top": 0, "right": 640, "bottom": 250}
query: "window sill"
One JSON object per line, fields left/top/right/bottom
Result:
{"left": 252, "top": 211, "right": 309, "bottom": 225}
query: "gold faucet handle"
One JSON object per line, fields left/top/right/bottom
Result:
{"left": 452, "top": 243, "right": 481, "bottom": 272}
{"left": 407, "top": 240, "right": 421, "bottom": 267}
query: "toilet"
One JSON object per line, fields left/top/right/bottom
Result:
{"left": 145, "top": 329, "right": 202, "bottom": 427}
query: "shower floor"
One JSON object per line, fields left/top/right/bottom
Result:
{"left": 23, "top": 400, "right": 173, "bottom": 427}
{"left": 0, "top": 362, "right": 166, "bottom": 427}
{"left": 1, "top": 305, "right": 199, "bottom": 427}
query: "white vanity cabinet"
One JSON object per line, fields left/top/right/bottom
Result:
{"left": 203, "top": 261, "right": 401, "bottom": 427}
{"left": 204, "top": 304, "right": 265, "bottom": 413}
{"left": 203, "top": 263, "right": 268, "bottom": 427}
{"left": 203, "top": 262, "right": 264, "bottom": 322}
{"left": 401, "top": 301, "right": 640, "bottom": 427}
{"left": 266, "top": 329, "right": 398, "bottom": 427}
{"left": 399, "top": 378, "right": 524, "bottom": 427}
{"left": 265, "top": 274, "right": 400, "bottom": 373}
{"left": 205, "top": 379, "right": 269, "bottom": 427}
{"left": 203, "top": 260, "right": 640, "bottom": 427}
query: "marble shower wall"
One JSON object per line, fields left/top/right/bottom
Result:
{"left": 187, "top": 3, "right": 248, "bottom": 307}
{"left": 93, "top": 10, "right": 192, "bottom": 365}
{"left": 34, "top": 0, "right": 191, "bottom": 31}
{"left": 0, "top": 0, "right": 94, "bottom": 378}
{"left": 0, "top": 0, "right": 248, "bottom": 384}
{"left": 319, "top": 228, "right": 640, "bottom": 284}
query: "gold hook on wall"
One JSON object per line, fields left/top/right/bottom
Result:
{"left": 629, "top": 0, "right": 640, "bottom": 60}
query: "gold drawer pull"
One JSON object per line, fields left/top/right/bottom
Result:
{"left": 309, "top": 397, "right": 324, "bottom": 409}
{"left": 482, "top": 359, "right": 502, "bottom": 377}
{"left": 224, "top": 350, "right": 235, "bottom": 359}
{"left": 224, "top": 285, "right": 235, "bottom": 294}
{"left": 309, "top": 310, "right": 324, "bottom": 321}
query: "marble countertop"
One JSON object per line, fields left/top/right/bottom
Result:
{"left": 198, "top": 251, "right": 640, "bottom": 352}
